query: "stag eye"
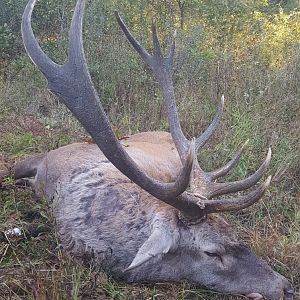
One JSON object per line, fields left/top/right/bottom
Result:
{"left": 204, "top": 251, "right": 221, "bottom": 259}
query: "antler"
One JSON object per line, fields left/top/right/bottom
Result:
{"left": 116, "top": 14, "right": 189, "bottom": 161}
{"left": 116, "top": 14, "right": 226, "bottom": 163}
{"left": 116, "top": 13, "right": 272, "bottom": 222}
{"left": 22, "top": 0, "right": 198, "bottom": 215}
{"left": 22, "top": 0, "right": 272, "bottom": 223}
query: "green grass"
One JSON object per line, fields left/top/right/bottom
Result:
{"left": 0, "top": 110, "right": 299, "bottom": 299}
{"left": 0, "top": 45, "right": 299, "bottom": 299}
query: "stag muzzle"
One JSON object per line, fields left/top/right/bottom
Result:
{"left": 263, "top": 276, "right": 294, "bottom": 300}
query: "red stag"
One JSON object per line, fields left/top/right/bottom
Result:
{"left": 3, "top": 0, "right": 294, "bottom": 299}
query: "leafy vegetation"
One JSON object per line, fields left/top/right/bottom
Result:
{"left": 0, "top": 0, "right": 299, "bottom": 299}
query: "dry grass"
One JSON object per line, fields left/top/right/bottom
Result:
{"left": 0, "top": 107, "right": 299, "bottom": 299}
{"left": 0, "top": 32, "right": 299, "bottom": 297}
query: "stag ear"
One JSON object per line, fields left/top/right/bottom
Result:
{"left": 125, "top": 220, "right": 179, "bottom": 271}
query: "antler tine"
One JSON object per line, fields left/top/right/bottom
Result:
{"left": 207, "top": 148, "right": 272, "bottom": 199}
{"left": 195, "top": 95, "right": 224, "bottom": 152}
{"left": 69, "top": 0, "right": 86, "bottom": 63}
{"left": 151, "top": 19, "right": 163, "bottom": 58}
{"left": 177, "top": 174, "right": 272, "bottom": 221}
{"left": 201, "top": 176, "right": 272, "bottom": 214}
{"left": 208, "top": 139, "right": 249, "bottom": 181}
{"left": 115, "top": 12, "right": 152, "bottom": 65}
{"left": 21, "top": 0, "right": 59, "bottom": 77}
{"left": 167, "top": 29, "right": 176, "bottom": 66}
{"left": 115, "top": 12, "right": 189, "bottom": 162}
{"left": 22, "top": 0, "right": 197, "bottom": 211}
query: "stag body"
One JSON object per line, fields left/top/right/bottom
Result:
{"left": 13, "top": 132, "right": 291, "bottom": 299}
{"left": 22, "top": 132, "right": 181, "bottom": 271}
{"left": 10, "top": 0, "right": 294, "bottom": 299}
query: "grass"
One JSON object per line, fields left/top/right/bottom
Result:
{"left": 0, "top": 45, "right": 299, "bottom": 298}
{"left": 0, "top": 104, "right": 299, "bottom": 299}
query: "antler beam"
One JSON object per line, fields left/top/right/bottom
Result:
{"left": 22, "top": 0, "right": 196, "bottom": 213}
